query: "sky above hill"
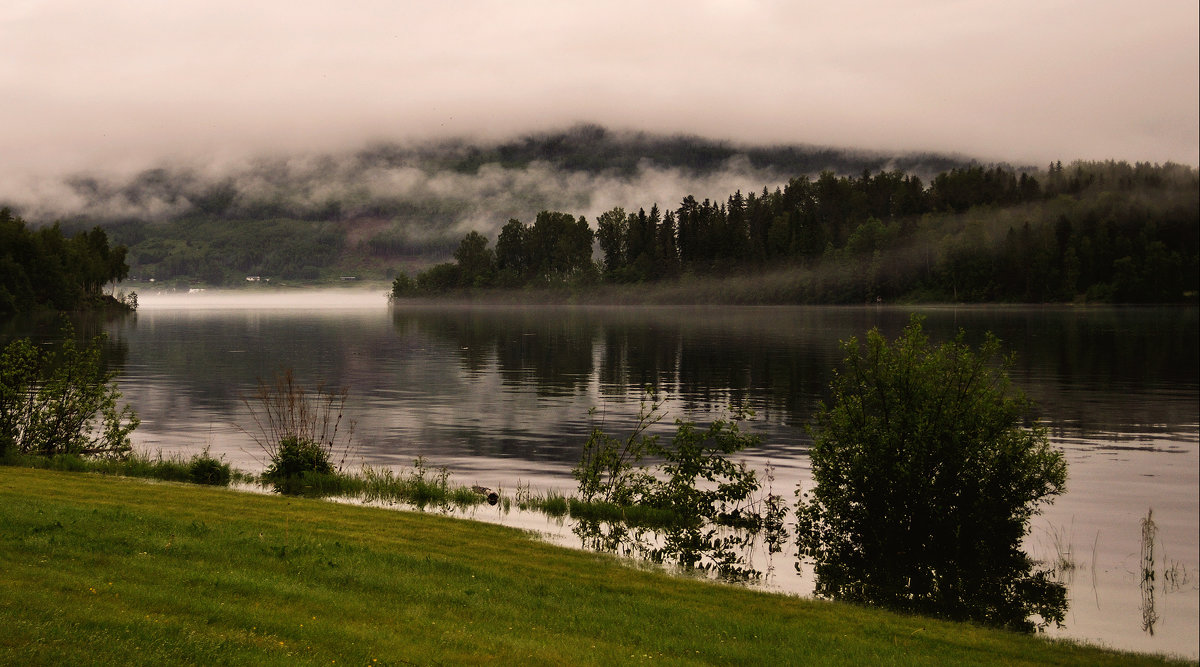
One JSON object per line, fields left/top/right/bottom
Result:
{"left": 1, "top": 0, "right": 1197, "bottom": 183}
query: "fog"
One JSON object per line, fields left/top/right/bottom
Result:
{"left": 136, "top": 288, "right": 387, "bottom": 311}
{"left": 7, "top": 141, "right": 793, "bottom": 228}
{"left": 4, "top": 128, "right": 974, "bottom": 250}
{"left": 1, "top": 0, "right": 1196, "bottom": 195}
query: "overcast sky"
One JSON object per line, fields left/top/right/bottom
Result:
{"left": 2, "top": 0, "right": 1197, "bottom": 183}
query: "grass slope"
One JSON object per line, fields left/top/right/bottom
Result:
{"left": 0, "top": 468, "right": 1182, "bottom": 665}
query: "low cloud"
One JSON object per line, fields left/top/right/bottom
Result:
{"left": 1, "top": 0, "right": 1195, "bottom": 190}
{"left": 5, "top": 144, "right": 793, "bottom": 250}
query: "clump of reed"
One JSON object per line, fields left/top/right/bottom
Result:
{"left": 354, "top": 458, "right": 485, "bottom": 510}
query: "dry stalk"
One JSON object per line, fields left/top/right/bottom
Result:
{"left": 238, "top": 368, "right": 356, "bottom": 471}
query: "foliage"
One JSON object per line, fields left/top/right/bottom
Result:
{"left": 453, "top": 230, "right": 495, "bottom": 287}
{"left": 572, "top": 392, "right": 663, "bottom": 505}
{"left": 239, "top": 369, "right": 355, "bottom": 487}
{"left": 185, "top": 449, "right": 232, "bottom": 485}
{"left": 262, "top": 435, "right": 332, "bottom": 479}
{"left": 115, "top": 290, "right": 138, "bottom": 310}
{"left": 406, "top": 161, "right": 1196, "bottom": 303}
{"left": 262, "top": 458, "right": 488, "bottom": 509}
{"left": 0, "top": 323, "right": 138, "bottom": 459}
{"left": 382, "top": 456, "right": 450, "bottom": 507}
{"left": 43, "top": 153, "right": 1195, "bottom": 301}
{"left": 649, "top": 409, "right": 761, "bottom": 527}
{"left": 415, "top": 262, "right": 461, "bottom": 293}
{"left": 408, "top": 210, "right": 599, "bottom": 293}
{"left": 572, "top": 395, "right": 768, "bottom": 576}
{"left": 390, "top": 271, "right": 417, "bottom": 298}
{"left": 1, "top": 447, "right": 235, "bottom": 487}
{"left": 119, "top": 216, "right": 343, "bottom": 285}
{"left": 0, "top": 208, "right": 132, "bottom": 316}
{"left": 574, "top": 397, "right": 762, "bottom": 524}
{"left": 796, "top": 316, "right": 1068, "bottom": 632}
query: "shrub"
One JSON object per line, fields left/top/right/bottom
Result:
{"left": 239, "top": 369, "right": 355, "bottom": 489}
{"left": 573, "top": 395, "right": 762, "bottom": 526}
{"left": 572, "top": 392, "right": 662, "bottom": 505}
{"left": 646, "top": 410, "right": 761, "bottom": 526}
{"left": 263, "top": 436, "right": 333, "bottom": 479}
{"left": 0, "top": 323, "right": 138, "bottom": 459}
{"left": 188, "top": 448, "right": 232, "bottom": 486}
{"left": 572, "top": 395, "right": 766, "bottom": 576}
{"left": 796, "top": 315, "right": 1068, "bottom": 632}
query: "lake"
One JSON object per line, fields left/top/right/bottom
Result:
{"left": 13, "top": 290, "right": 1198, "bottom": 658}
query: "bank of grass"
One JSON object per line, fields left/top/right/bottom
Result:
{"left": 0, "top": 450, "right": 681, "bottom": 526}
{"left": 0, "top": 468, "right": 1185, "bottom": 665}
{"left": 1, "top": 448, "right": 248, "bottom": 486}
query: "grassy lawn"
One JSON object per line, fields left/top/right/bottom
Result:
{"left": 0, "top": 467, "right": 1184, "bottom": 665}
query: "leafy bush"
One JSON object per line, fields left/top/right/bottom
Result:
{"left": 415, "top": 263, "right": 461, "bottom": 293}
{"left": 573, "top": 393, "right": 662, "bottom": 505}
{"left": 0, "top": 323, "right": 138, "bottom": 459}
{"left": 648, "top": 410, "right": 761, "bottom": 527}
{"left": 188, "top": 448, "right": 232, "bottom": 486}
{"left": 573, "top": 395, "right": 762, "bottom": 525}
{"left": 572, "top": 395, "right": 766, "bottom": 576}
{"left": 795, "top": 315, "right": 1068, "bottom": 632}
{"left": 263, "top": 436, "right": 333, "bottom": 480}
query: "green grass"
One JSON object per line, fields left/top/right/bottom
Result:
{"left": 1, "top": 449, "right": 243, "bottom": 486}
{"left": 0, "top": 467, "right": 1187, "bottom": 666}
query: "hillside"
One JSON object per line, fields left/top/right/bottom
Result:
{"left": 7, "top": 126, "right": 1195, "bottom": 303}
{"left": 403, "top": 160, "right": 1199, "bottom": 304}
{"left": 10, "top": 126, "right": 981, "bottom": 288}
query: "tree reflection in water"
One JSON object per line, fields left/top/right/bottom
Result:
{"left": 571, "top": 517, "right": 779, "bottom": 583}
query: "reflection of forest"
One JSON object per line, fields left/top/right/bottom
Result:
{"left": 30, "top": 304, "right": 1191, "bottom": 456}
{"left": 403, "top": 306, "right": 842, "bottom": 414}
{"left": 399, "top": 305, "right": 1199, "bottom": 435}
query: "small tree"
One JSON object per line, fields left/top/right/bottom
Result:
{"left": 796, "top": 316, "right": 1067, "bottom": 631}
{"left": 573, "top": 395, "right": 767, "bottom": 578}
{"left": 0, "top": 324, "right": 138, "bottom": 459}
{"left": 453, "top": 230, "right": 495, "bottom": 288}
{"left": 573, "top": 392, "right": 663, "bottom": 505}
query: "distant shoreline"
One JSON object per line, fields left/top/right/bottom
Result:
{"left": 125, "top": 280, "right": 1198, "bottom": 309}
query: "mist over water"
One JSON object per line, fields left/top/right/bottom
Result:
{"left": 138, "top": 289, "right": 390, "bottom": 311}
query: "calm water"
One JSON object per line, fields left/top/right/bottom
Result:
{"left": 13, "top": 291, "right": 1199, "bottom": 658}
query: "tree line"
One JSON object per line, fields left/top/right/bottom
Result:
{"left": 1, "top": 208, "right": 132, "bottom": 317}
{"left": 395, "top": 161, "right": 1198, "bottom": 303}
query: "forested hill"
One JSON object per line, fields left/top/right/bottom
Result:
{"left": 6, "top": 126, "right": 977, "bottom": 287}
{"left": 399, "top": 160, "right": 1199, "bottom": 304}
{"left": 6, "top": 127, "right": 1196, "bottom": 303}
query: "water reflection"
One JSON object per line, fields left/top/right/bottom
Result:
{"left": 391, "top": 304, "right": 1200, "bottom": 440}
{"left": 1141, "top": 509, "right": 1161, "bottom": 636}
{"left": 572, "top": 519, "right": 769, "bottom": 582}
{"left": 800, "top": 538, "right": 1069, "bottom": 633}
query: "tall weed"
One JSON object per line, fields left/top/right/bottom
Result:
{"left": 240, "top": 369, "right": 356, "bottom": 485}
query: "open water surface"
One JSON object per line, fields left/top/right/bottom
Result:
{"left": 9, "top": 290, "right": 1197, "bottom": 658}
